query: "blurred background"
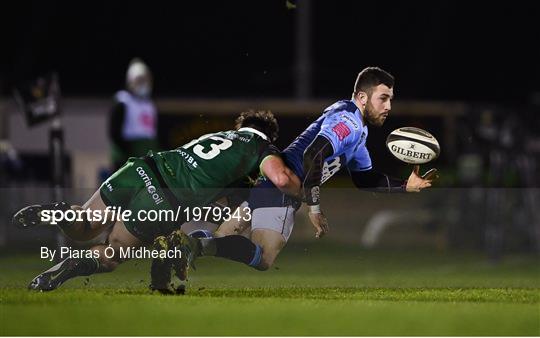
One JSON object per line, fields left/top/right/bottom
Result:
{"left": 1, "top": 1, "right": 539, "bottom": 259}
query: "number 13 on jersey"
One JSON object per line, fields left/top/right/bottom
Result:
{"left": 183, "top": 134, "right": 233, "bottom": 160}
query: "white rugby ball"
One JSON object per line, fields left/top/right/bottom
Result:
{"left": 386, "top": 127, "right": 440, "bottom": 164}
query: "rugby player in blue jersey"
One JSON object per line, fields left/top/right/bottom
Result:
{"left": 154, "top": 67, "right": 436, "bottom": 286}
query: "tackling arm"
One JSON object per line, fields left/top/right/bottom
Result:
{"left": 260, "top": 155, "right": 302, "bottom": 198}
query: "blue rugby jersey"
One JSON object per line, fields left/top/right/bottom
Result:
{"left": 282, "top": 100, "right": 372, "bottom": 184}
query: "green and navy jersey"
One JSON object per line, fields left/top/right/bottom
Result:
{"left": 151, "top": 127, "right": 278, "bottom": 207}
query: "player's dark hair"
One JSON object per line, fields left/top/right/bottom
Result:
{"left": 353, "top": 67, "right": 394, "bottom": 96}
{"left": 235, "top": 110, "right": 279, "bottom": 142}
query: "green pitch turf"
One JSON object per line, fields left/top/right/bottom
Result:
{"left": 1, "top": 243, "right": 539, "bottom": 336}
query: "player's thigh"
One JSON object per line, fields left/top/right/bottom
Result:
{"left": 101, "top": 157, "right": 178, "bottom": 242}
{"left": 88, "top": 158, "right": 143, "bottom": 231}
{"left": 215, "top": 202, "right": 252, "bottom": 237}
{"left": 78, "top": 189, "right": 115, "bottom": 231}
{"left": 107, "top": 220, "right": 143, "bottom": 260}
{"left": 247, "top": 178, "right": 297, "bottom": 241}
{"left": 215, "top": 217, "right": 251, "bottom": 237}
{"left": 90, "top": 220, "right": 142, "bottom": 271}
{"left": 251, "top": 206, "right": 295, "bottom": 242}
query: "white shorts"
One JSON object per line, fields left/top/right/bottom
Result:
{"left": 251, "top": 206, "right": 296, "bottom": 241}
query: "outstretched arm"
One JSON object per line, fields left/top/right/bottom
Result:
{"left": 350, "top": 166, "right": 436, "bottom": 192}
{"left": 349, "top": 168, "right": 406, "bottom": 192}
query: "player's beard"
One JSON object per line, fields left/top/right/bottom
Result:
{"left": 364, "top": 100, "right": 386, "bottom": 127}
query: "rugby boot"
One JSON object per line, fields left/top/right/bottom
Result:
{"left": 12, "top": 202, "right": 71, "bottom": 229}
{"left": 149, "top": 235, "right": 174, "bottom": 294}
{"left": 168, "top": 229, "right": 201, "bottom": 281}
{"left": 28, "top": 257, "right": 97, "bottom": 291}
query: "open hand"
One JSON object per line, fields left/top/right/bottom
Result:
{"left": 406, "top": 165, "right": 437, "bottom": 192}
{"left": 308, "top": 211, "right": 329, "bottom": 238}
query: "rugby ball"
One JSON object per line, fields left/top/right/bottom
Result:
{"left": 386, "top": 127, "right": 440, "bottom": 164}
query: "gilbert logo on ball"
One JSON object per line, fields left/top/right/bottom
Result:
{"left": 386, "top": 127, "right": 440, "bottom": 164}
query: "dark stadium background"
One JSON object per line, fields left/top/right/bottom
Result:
{"left": 2, "top": 1, "right": 540, "bottom": 101}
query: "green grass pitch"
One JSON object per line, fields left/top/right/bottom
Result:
{"left": 1, "top": 242, "right": 539, "bottom": 336}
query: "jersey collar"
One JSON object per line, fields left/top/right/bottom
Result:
{"left": 350, "top": 99, "right": 365, "bottom": 124}
{"left": 238, "top": 127, "right": 268, "bottom": 140}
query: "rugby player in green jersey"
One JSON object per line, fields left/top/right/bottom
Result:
{"left": 12, "top": 110, "right": 301, "bottom": 291}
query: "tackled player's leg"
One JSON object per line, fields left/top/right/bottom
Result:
{"left": 236, "top": 203, "right": 294, "bottom": 270}
{"left": 149, "top": 187, "right": 298, "bottom": 287}
{"left": 181, "top": 204, "right": 294, "bottom": 272}
{"left": 212, "top": 184, "right": 296, "bottom": 270}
